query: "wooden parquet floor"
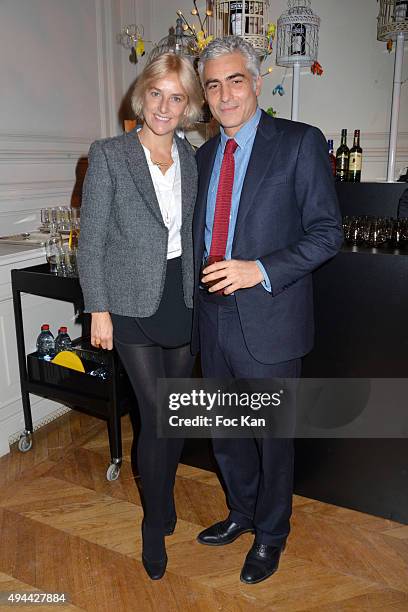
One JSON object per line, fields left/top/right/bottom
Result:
{"left": 0, "top": 411, "right": 407, "bottom": 612}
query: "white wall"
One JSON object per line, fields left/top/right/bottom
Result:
{"left": 0, "top": 0, "right": 123, "bottom": 236}
{"left": 142, "top": 0, "right": 408, "bottom": 181}
{"left": 0, "top": 0, "right": 123, "bottom": 453}
{"left": 1, "top": 0, "right": 406, "bottom": 230}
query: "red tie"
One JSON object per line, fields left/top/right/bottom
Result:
{"left": 209, "top": 138, "right": 238, "bottom": 258}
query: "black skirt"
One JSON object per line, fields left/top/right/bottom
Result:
{"left": 110, "top": 257, "right": 192, "bottom": 348}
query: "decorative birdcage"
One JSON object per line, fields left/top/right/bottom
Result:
{"left": 214, "top": 1, "right": 270, "bottom": 56}
{"left": 377, "top": 1, "right": 408, "bottom": 181}
{"left": 276, "top": 0, "right": 320, "bottom": 67}
{"left": 377, "top": 0, "right": 408, "bottom": 41}
{"left": 148, "top": 17, "right": 197, "bottom": 61}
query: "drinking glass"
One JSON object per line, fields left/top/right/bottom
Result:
{"left": 347, "top": 217, "right": 364, "bottom": 245}
{"left": 40, "top": 208, "right": 51, "bottom": 231}
{"left": 400, "top": 218, "right": 408, "bottom": 245}
{"left": 58, "top": 207, "right": 71, "bottom": 232}
{"left": 201, "top": 255, "right": 226, "bottom": 294}
{"left": 45, "top": 224, "right": 62, "bottom": 274}
{"left": 366, "top": 219, "right": 387, "bottom": 247}
{"left": 50, "top": 206, "right": 70, "bottom": 232}
{"left": 342, "top": 216, "right": 351, "bottom": 237}
{"left": 390, "top": 219, "right": 405, "bottom": 247}
{"left": 56, "top": 244, "right": 77, "bottom": 277}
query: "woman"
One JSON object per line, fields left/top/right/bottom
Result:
{"left": 77, "top": 53, "right": 202, "bottom": 580}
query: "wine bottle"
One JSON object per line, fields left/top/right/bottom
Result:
{"left": 348, "top": 130, "right": 363, "bottom": 182}
{"left": 328, "top": 139, "right": 336, "bottom": 177}
{"left": 336, "top": 129, "right": 349, "bottom": 182}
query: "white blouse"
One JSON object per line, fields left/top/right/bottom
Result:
{"left": 141, "top": 140, "right": 182, "bottom": 260}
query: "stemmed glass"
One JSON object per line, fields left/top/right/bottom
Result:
{"left": 40, "top": 208, "right": 51, "bottom": 232}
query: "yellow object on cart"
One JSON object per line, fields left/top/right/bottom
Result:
{"left": 51, "top": 351, "right": 85, "bottom": 373}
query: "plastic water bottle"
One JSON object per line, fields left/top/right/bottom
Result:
{"left": 54, "top": 326, "right": 72, "bottom": 354}
{"left": 36, "top": 324, "right": 55, "bottom": 361}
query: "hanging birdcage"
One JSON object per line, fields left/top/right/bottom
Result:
{"left": 377, "top": 0, "right": 408, "bottom": 40}
{"left": 214, "top": 1, "right": 270, "bottom": 56}
{"left": 377, "top": 2, "right": 408, "bottom": 181}
{"left": 148, "top": 17, "right": 197, "bottom": 61}
{"left": 276, "top": 0, "right": 320, "bottom": 67}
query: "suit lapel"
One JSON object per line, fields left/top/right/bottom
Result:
{"left": 124, "top": 129, "right": 165, "bottom": 226}
{"left": 232, "top": 112, "right": 283, "bottom": 251}
{"left": 193, "top": 135, "right": 220, "bottom": 261}
{"left": 175, "top": 136, "right": 195, "bottom": 226}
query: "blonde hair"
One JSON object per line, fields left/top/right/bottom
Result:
{"left": 131, "top": 53, "right": 203, "bottom": 127}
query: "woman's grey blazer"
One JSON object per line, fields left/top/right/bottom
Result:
{"left": 77, "top": 129, "right": 198, "bottom": 317}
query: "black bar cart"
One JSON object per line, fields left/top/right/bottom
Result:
{"left": 11, "top": 263, "right": 134, "bottom": 481}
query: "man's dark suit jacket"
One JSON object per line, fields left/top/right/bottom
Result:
{"left": 192, "top": 110, "right": 343, "bottom": 364}
{"left": 398, "top": 187, "right": 408, "bottom": 218}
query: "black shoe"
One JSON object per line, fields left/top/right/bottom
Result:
{"left": 142, "top": 554, "right": 168, "bottom": 580}
{"left": 197, "top": 519, "right": 254, "bottom": 546}
{"left": 141, "top": 520, "right": 167, "bottom": 579}
{"left": 164, "top": 516, "right": 177, "bottom": 536}
{"left": 240, "top": 542, "right": 285, "bottom": 584}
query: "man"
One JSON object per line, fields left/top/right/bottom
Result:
{"left": 192, "top": 36, "right": 343, "bottom": 584}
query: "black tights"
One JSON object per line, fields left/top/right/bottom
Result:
{"left": 114, "top": 339, "right": 194, "bottom": 559}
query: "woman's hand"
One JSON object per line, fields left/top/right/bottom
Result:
{"left": 91, "top": 312, "right": 113, "bottom": 350}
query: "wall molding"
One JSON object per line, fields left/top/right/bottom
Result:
{"left": 0, "top": 131, "right": 90, "bottom": 217}
{"left": 187, "top": 128, "right": 408, "bottom": 165}
{"left": 95, "top": 0, "right": 118, "bottom": 138}
{"left": 0, "top": 181, "right": 75, "bottom": 202}
{"left": 95, "top": 0, "right": 108, "bottom": 138}
{"left": 0, "top": 131, "right": 91, "bottom": 162}
{"left": 0, "top": 155, "right": 85, "bottom": 165}
{"left": 0, "top": 125, "right": 406, "bottom": 212}
{"left": 103, "top": 0, "right": 119, "bottom": 137}
{"left": 0, "top": 128, "right": 406, "bottom": 159}
{"left": 0, "top": 132, "right": 94, "bottom": 146}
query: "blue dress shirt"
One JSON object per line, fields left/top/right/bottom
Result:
{"left": 204, "top": 106, "right": 271, "bottom": 291}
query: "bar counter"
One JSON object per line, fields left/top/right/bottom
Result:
{"left": 294, "top": 182, "right": 408, "bottom": 523}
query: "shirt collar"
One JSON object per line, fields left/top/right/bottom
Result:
{"left": 220, "top": 106, "right": 262, "bottom": 152}
{"left": 136, "top": 126, "right": 178, "bottom": 156}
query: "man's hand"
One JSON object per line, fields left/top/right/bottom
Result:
{"left": 201, "top": 259, "right": 264, "bottom": 295}
{"left": 91, "top": 312, "right": 113, "bottom": 350}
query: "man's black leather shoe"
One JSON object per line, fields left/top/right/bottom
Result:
{"left": 142, "top": 554, "right": 168, "bottom": 580}
{"left": 164, "top": 516, "right": 177, "bottom": 536}
{"left": 240, "top": 543, "right": 285, "bottom": 584}
{"left": 197, "top": 519, "right": 254, "bottom": 546}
